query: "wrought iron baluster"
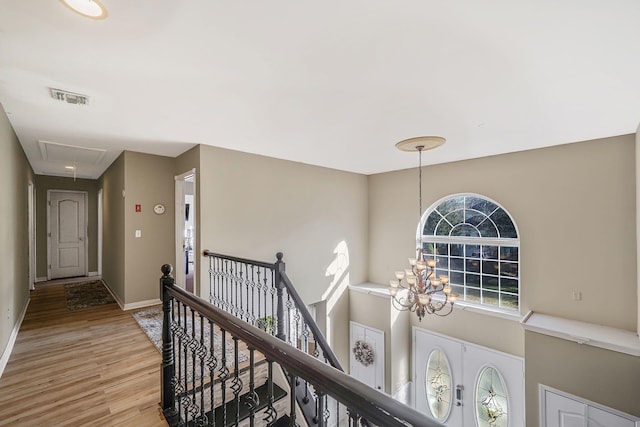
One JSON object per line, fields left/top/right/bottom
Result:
{"left": 207, "top": 319, "right": 217, "bottom": 427}
{"left": 231, "top": 337, "right": 243, "bottom": 425}
{"left": 247, "top": 348, "right": 258, "bottom": 427}
{"left": 249, "top": 265, "right": 257, "bottom": 325}
{"left": 218, "top": 329, "right": 229, "bottom": 427}
{"left": 289, "top": 373, "right": 298, "bottom": 426}
{"left": 263, "top": 360, "right": 277, "bottom": 425}
{"left": 316, "top": 391, "right": 326, "bottom": 427}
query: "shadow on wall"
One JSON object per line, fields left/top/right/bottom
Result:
{"left": 322, "top": 241, "right": 350, "bottom": 344}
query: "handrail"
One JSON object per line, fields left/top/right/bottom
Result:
{"left": 164, "top": 280, "right": 443, "bottom": 427}
{"left": 203, "top": 249, "right": 275, "bottom": 270}
{"left": 280, "top": 271, "right": 343, "bottom": 371}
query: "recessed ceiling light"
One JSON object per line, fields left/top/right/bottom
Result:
{"left": 60, "top": 0, "right": 108, "bottom": 20}
{"left": 65, "top": 165, "right": 76, "bottom": 170}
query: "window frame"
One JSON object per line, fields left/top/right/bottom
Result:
{"left": 417, "top": 193, "right": 520, "bottom": 314}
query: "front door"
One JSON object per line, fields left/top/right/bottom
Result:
{"left": 49, "top": 191, "right": 86, "bottom": 279}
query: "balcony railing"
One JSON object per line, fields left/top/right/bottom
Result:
{"left": 160, "top": 263, "right": 443, "bottom": 426}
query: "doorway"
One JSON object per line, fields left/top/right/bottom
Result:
{"left": 47, "top": 190, "right": 88, "bottom": 280}
{"left": 28, "top": 183, "right": 36, "bottom": 290}
{"left": 175, "top": 170, "right": 196, "bottom": 293}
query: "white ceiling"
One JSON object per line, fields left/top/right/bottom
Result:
{"left": 1, "top": 1, "right": 639, "bottom": 179}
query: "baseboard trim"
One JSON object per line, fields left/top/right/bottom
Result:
{"left": 123, "top": 299, "right": 161, "bottom": 311}
{"left": 87, "top": 271, "right": 99, "bottom": 277}
{"left": 101, "top": 279, "right": 125, "bottom": 310}
{"left": 0, "top": 297, "right": 30, "bottom": 379}
{"left": 101, "top": 280, "right": 160, "bottom": 311}
{"left": 35, "top": 276, "right": 47, "bottom": 283}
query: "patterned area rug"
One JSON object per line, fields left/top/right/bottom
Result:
{"left": 132, "top": 306, "right": 248, "bottom": 364}
{"left": 64, "top": 280, "right": 116, "bottom": 311}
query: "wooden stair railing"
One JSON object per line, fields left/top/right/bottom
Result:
{"left": 160, "top": 264, "right": 444, "bottom": 427}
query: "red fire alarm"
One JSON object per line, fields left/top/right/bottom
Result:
{"left": 135, "top": 204, "right": 141, "bottom": 212}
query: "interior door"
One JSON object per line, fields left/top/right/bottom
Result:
{"left": 414, "top": 328, "right": 463, "bottom": 426}
{"left": 349, "top": 322, "right": 384, "bottom": 392}
{"left": 49, "top": 191, "right": 86, "bottom": 279}
{"left": 542, "top": 387, "right": 639, "bottom": 427}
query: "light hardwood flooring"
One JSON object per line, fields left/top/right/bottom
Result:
{"left": 0, "top": 282, "right": 167, "bottom": 426}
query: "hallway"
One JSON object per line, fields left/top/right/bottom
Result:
{"left": 0, "top": 282, "right": 167, "bottom": 426}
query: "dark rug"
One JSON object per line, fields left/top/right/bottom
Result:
{"left": 132, "top": 306, "right": 248, "bottom": 364}
{"left": 64, "top": 280, "right": 116, "bottom": 311}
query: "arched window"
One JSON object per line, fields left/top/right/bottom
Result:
{"left": 419, "top": 194, "right": 519, "bottom": 312}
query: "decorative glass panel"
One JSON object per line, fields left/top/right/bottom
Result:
{"left": 438, "top": 197, "right": 464, "bottom": 216}
{"left": 475, "top": 367, "right": 508, "bottom": 427}
{"left": 425, "top": 349, "right": 452, "bottom": 422}
{"left": 451, "top": 224, "right": 480, "bottom": 237}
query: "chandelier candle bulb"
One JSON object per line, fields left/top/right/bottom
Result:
{"left": 416, "top": 261, "right": 427, "bottom": 271}
{"left": 443, "top": 285, "right": 452, "bottom": 295}
{"left": 395, "top": 271, "right": 405, "bottom": 280}
{"left": 390, "top": 280, "right": 400, "bottom": 288}
{"left": 408, "top": 258, "right": 417, "bottom": 266}
{"left": 426, "top": 259, "right": 437, "bottom": 268}
{"left": 406, "top": 276, "right": 417, "bottom": 285}
{"left": 430, "top": 279, "right": 441, "bottom": 288}
{"left": 440, "top": 275, "right": 449, "bottom": 284}
{"left": 450, "top": 294, "right": 459, "bottom": 303}
{"left": 418, "top": 294, "right": 431, "bottom": 305}
{"left": 389, "top": 287, "right": 398, "bottom": 297}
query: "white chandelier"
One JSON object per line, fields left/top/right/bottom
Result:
{"left": 389, "top": 137, "right": 458, "bottom": 321}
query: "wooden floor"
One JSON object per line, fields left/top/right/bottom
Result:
{"left": 0, "top": 282, "right": 167, "bottom": 426}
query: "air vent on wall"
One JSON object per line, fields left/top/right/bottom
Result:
{"left": 50, "top": 88, "right": 89, "bottom": 105}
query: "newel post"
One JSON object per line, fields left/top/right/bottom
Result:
{"left": 275, "top": 252, "right": 287, "bottom": 342}
{"left": 160, "top": 264, "right": 178, "bottom": 423}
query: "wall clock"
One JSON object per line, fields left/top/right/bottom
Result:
{"left": 153, "top": 203, "right": 166, "bottom": 215}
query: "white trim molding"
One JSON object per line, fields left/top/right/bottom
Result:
{"left": 123, "top": 299, "right": 161, "bottom": 311}
{"left": 0, "top": 298, "right": 30, "bottom": 379}
{"left": 521, "top": 311, "right": 640, "bottom": 356}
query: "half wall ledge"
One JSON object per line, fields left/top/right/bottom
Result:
{"left": 520, "top": 311, "right": 640, "bottom": 357}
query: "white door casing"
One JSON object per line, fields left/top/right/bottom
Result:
{"left": 48, "top": 190, "right": 87, "bottom": 279}
{"left": 350, "top": 322, "right": 385, "bottom": 392}
{"left": 28, "top": 183, "right": 36, "bottom": 290}
{"left": 175, "top": 169, "right": 196, "bottom": 292}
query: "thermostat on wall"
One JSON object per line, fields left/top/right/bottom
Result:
{"left": 153, "top": 203, "right": 165, "bottom": 215}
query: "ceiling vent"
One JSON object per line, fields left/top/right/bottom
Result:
{"left": 50, "top": 88, "right": 89, "bottom": 105}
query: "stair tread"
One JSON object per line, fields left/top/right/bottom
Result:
{"left": 187, "top": 382, "right": 287, "bottom": 427}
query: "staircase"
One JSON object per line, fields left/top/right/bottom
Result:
{"left": 159, "top": 252, "right": 444, "bottom": 427}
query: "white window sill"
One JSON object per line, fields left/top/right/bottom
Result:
{"left": 349, "top": 283, "right": 523, "bottom": 322}
{"left": 520, "top": 311, "right": 640, "bottom": 356}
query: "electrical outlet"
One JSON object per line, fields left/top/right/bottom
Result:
{"left": 135, "top": 230, "right": 141, "bottom": 238}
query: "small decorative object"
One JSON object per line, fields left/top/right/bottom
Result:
{"left": 153, "top": 203, "right": 166, "bottom": 215}
{"left": 352, "top": 340, "right": 375, "bottom": 366}
{"left": 257, "top": 316, "right": 276, "bottom": 335}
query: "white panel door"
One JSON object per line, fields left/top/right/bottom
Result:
{"left": 414, "top": 328, "right": 463, "bottom": 426}
{"left": 350, "top": 322, "right": 384, "bottom": 392}
{"left": 50, "top": 191, "right": 86, "bottom": 279}
{"left": 545, "top": 390, "right": 586, "bottom": 427}
{"left": 543, "top": 387, "right": 639, "bottom": 427}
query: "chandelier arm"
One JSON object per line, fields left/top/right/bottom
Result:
{"left": 390, "top": 294, "right": 415, "bottom": 311}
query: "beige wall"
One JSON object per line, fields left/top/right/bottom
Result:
{"left": 368, "top": 134, "right": 638, "bottom": 421}
{"left": 34, "top": 175, "right": 99, "bottom": 278}
{"left": 198, "top": 145, "right": 369, "bottom": 365}
{"left": 123, "top": 151, "right": 175, "bottom": 304}
{"left": 99, "top": 153, "right": 125, "bottom": 302}
{"left": 0, "top": 103, "right": 34, "bottom": 361}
